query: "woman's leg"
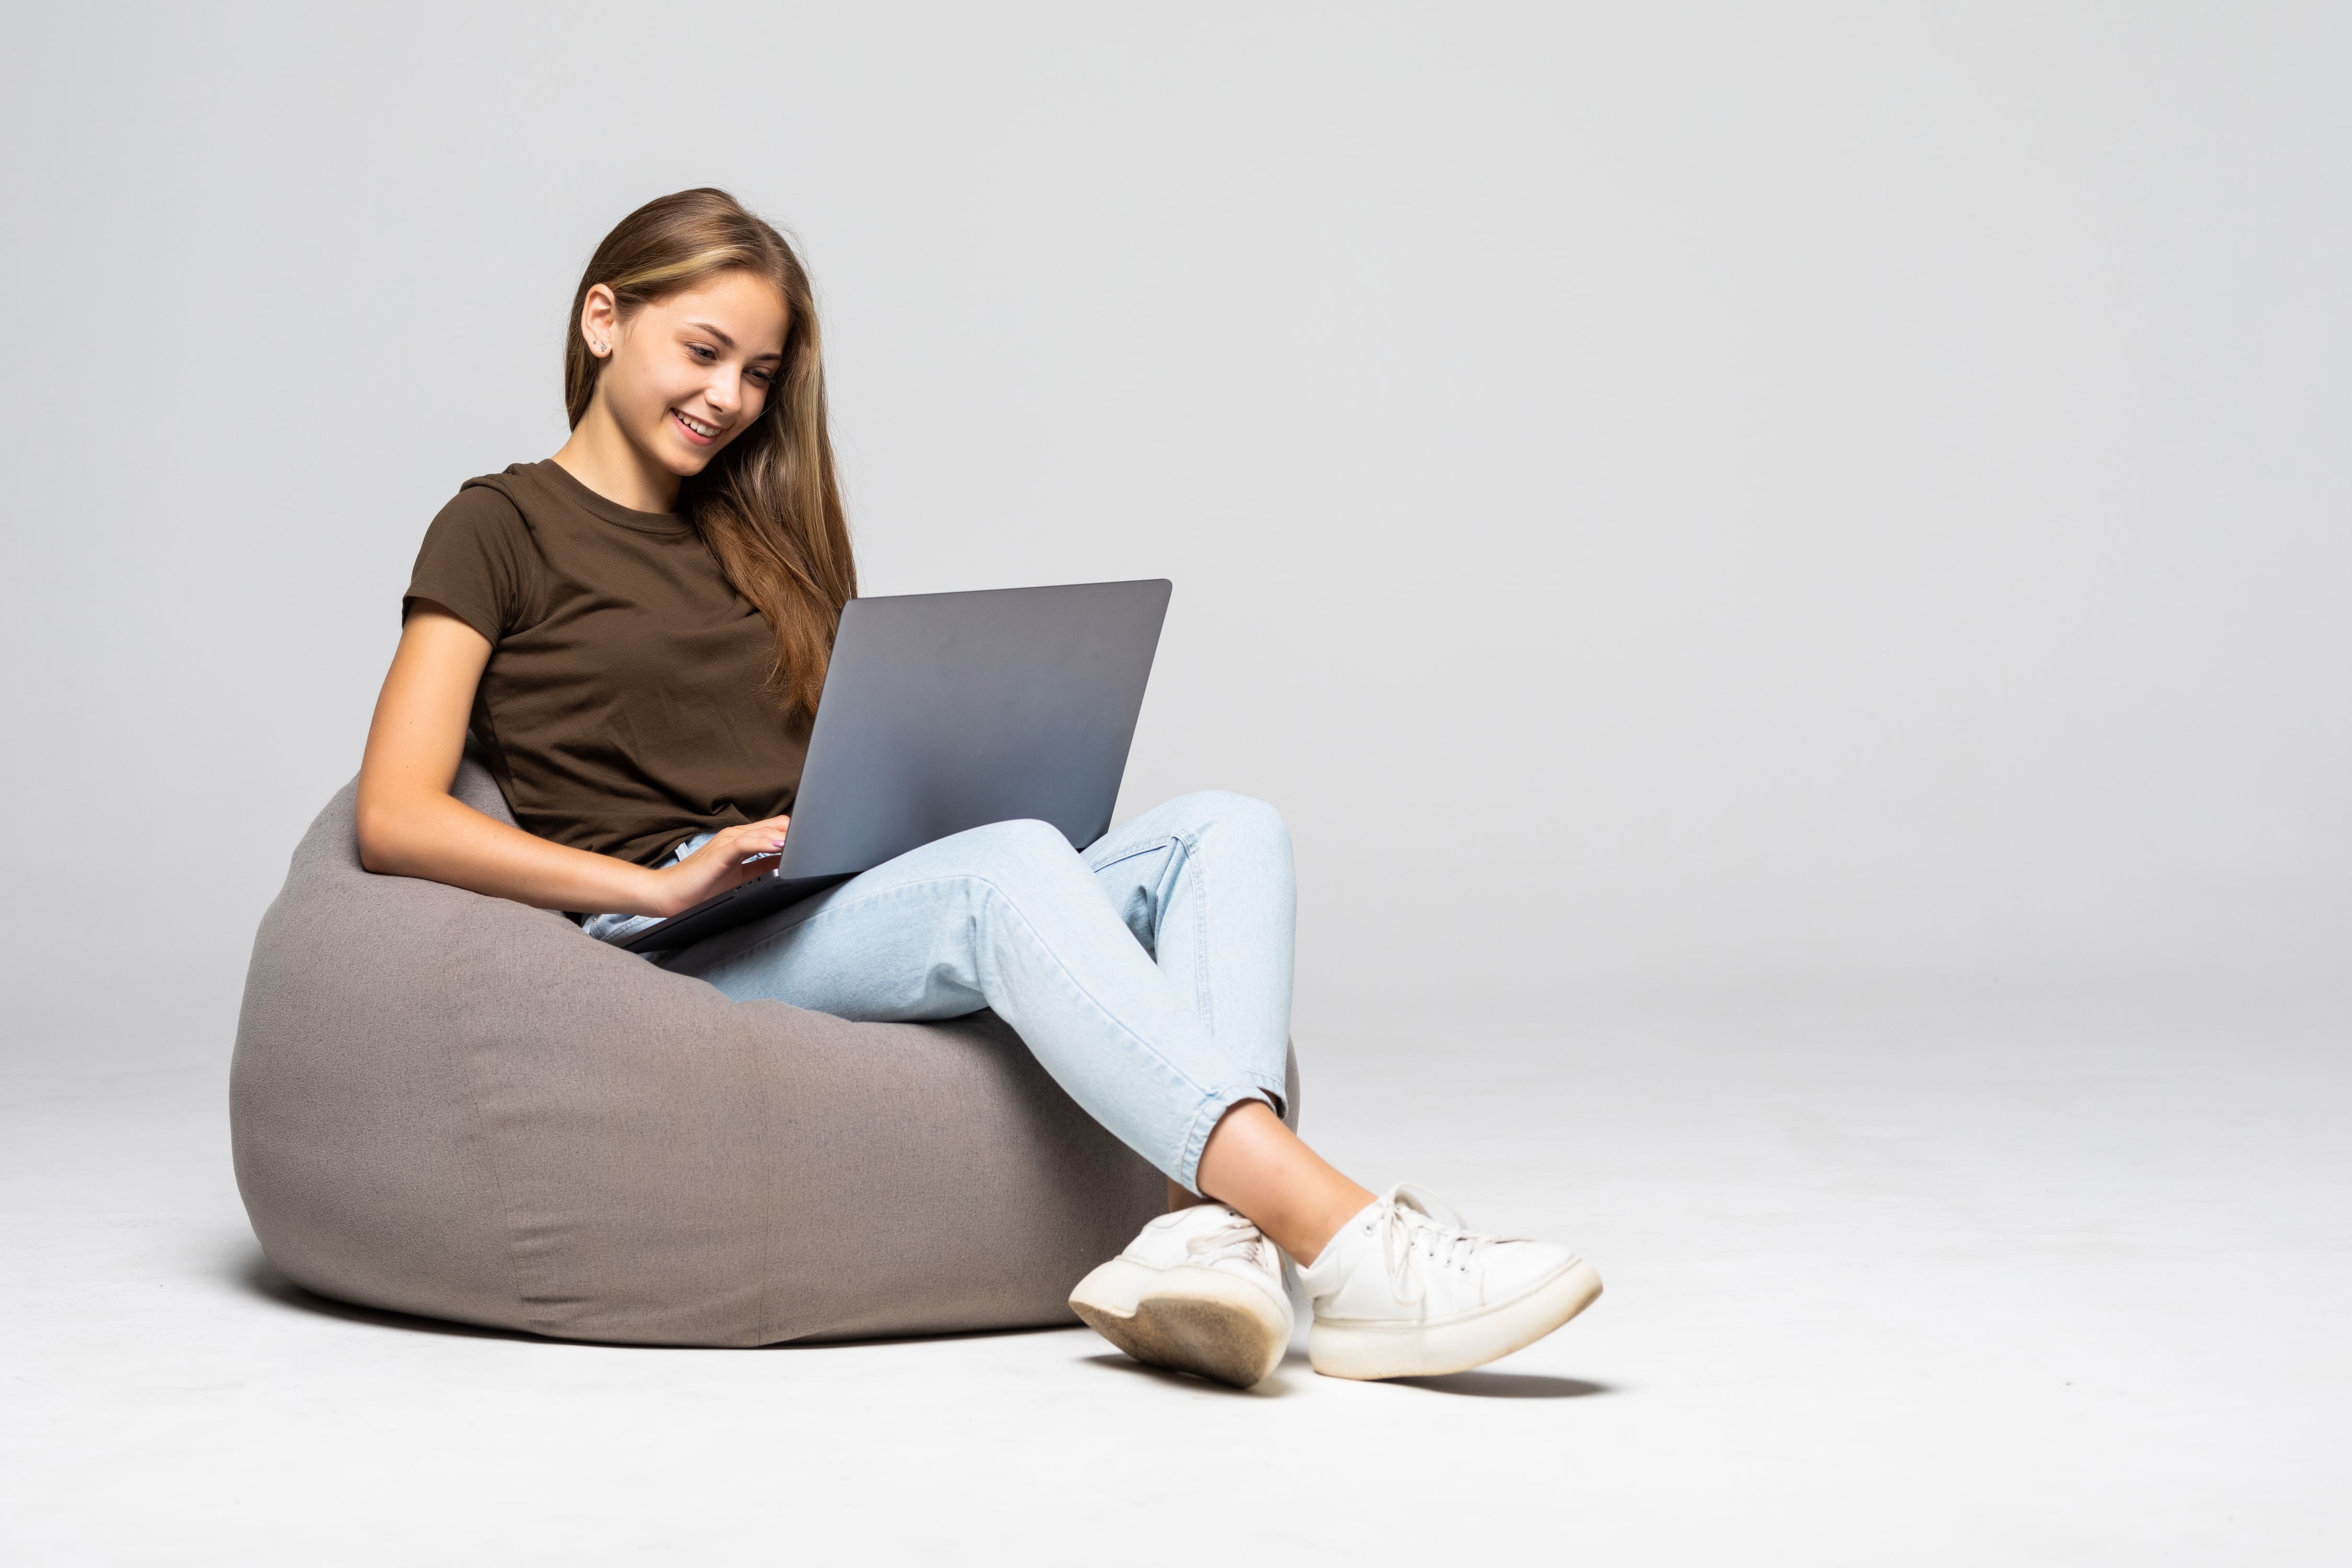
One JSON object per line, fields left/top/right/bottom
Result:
{"left": 1195, "top": 1101, "right": 1369, "bottom": 1263}
{"left": 1076, "top": 791, "right": 1325, "bottom": 1209}
{"left": 1078, "top": 794, "right": 1374, "bottom": 1253}
{"left": 661, "top": 814, "right": 1272, "bottom": 1194}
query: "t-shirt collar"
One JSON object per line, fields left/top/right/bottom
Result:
{"left": 529, "top": 459, "right": 694, "bottom": 537}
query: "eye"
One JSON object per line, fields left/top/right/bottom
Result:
{"left": 687, "top": 343, "right": 717, "bottom": 362}
{"left": 749, "top": 367, "right": 775, "bottom": 386}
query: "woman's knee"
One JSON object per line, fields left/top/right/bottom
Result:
{"left": 1173, "top": 790, "right": 1290, "bottom": 853}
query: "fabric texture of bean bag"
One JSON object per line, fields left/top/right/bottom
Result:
{"left": 230, "top": 757, "right": 1298, "bottom": 1347}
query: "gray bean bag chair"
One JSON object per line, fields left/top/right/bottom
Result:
{"left": 230, "top": 758, "right": 1298, "bottom": 1347}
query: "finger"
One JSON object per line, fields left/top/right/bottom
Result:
{"left": 721, "top": 828, "right": 790, "bottom": 863}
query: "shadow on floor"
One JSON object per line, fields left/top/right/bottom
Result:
{"left": 225, "top": 1244, "right": 1083, "bottom": 1354}
{"left": 1078, "top": 1352, "right": 1296, "bottom": 1398}
{"left": 1383, "top": 1370, "right": 1617, "bottom": 1399}
{"left": 1077, "top": 1351, "right": 1615, "bottom": 1399}
{"left": 230, "top": 1251, "right": 545, "bottom": 1343}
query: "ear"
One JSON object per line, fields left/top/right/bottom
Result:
{"left": 579, "top": 284, "right": 621, "bottom": 359}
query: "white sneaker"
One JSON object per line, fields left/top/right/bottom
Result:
{"left": 1069, "top": 1203, "right": 1294, "bottom": 1388}
{"left": 1295, "top": 1185, "right": 1602, "bottom": 1380}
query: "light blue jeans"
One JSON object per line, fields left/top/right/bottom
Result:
{"left": 595, "top": 793, "right": 1295, "bottom": 1192}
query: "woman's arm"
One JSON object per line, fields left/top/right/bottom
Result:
{"left": 355, "top": 605, "right": 790, "bottom": 917}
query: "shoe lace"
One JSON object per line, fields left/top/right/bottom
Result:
{"left": 1186, "top": 1212, "right": 1274, "bottom": 1270}
{"left": 1374, "top": 1184, "right": 1498, "bottom": 1305}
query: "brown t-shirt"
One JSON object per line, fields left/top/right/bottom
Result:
{"left": 404, "top": 460, "right": 808, "bottom": 868}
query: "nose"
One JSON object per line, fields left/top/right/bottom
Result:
{"left": 701, "top": 364, "right": 743, "bottom": 419}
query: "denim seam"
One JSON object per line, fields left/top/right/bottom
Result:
{"left": 1179, "top": 827, "right": 1215, "bottom": 1039}
{"left": 1084, "top": 835, "right": 1183, "bottom": 873}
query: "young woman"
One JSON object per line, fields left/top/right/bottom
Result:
{"left": 358, "top": 188, "right": 1600, "bottom": 1387}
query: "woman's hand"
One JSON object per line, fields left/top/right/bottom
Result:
{"left": 647, "top": 816, "right": 793, "bottom": 916}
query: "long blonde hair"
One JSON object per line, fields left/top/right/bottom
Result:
{"left": 564, "top": 188, "right": 855, "bottom": 717}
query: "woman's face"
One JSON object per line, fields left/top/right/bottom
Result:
{"left": 584, "top": 270, "right": 790, "bottom": 481}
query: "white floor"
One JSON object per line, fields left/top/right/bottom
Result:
{"left": 5, "top": 987, "right": 2346, "bottom": 1565}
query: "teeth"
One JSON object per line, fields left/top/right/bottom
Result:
{"left": 676, "top": 411, "right": 718, "bottom": 437}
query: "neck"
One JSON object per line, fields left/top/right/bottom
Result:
{"left": 551, "top": 402, "right": 682, "bottom": 513}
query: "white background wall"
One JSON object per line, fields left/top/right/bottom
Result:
{"left": 3, "top": 3, "right": 2344, "bottom": 1055}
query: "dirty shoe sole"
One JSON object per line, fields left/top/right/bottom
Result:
{"left": 1308, "top": 1257, "right": 1603, "bottom": 1381}
{"left": 1069, "top": 1260, "right": 1288, "bottom": 1388}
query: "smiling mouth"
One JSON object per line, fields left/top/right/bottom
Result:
{"left": 672, "top": 409, "right": 721, "bottom": 444}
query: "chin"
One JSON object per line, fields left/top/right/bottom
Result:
{"left": 649, "top": 433, "right": 718, "bottom": 478}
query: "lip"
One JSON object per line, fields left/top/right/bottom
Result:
{"left": 671, "top": 408, "right": 722, "bottom": 446}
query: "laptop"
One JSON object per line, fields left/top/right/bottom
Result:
{"left": 616, "top": 578, "right": 1172, "bottom": 953}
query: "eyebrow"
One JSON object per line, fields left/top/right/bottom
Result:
{"left": 682, "top": 319, "right": 783, "bottom": 361}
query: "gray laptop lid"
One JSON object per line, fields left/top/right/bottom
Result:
{"left": 618, "top": 578, "right": 1170, "bottom": 952}
{"left": 782, "top": 578, "right": 1173, "bottom": 877}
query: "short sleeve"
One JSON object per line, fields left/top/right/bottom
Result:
{"left": 403, "top": 482, "right": 536, "bottom": 644}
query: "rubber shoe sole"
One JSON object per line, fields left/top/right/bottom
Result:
{"left": 1308, "top": 1256, "right": 1603, "bottom": 1380}
{"left": 1069, "top": 1259, "right": 1289, "bottom": 1389}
